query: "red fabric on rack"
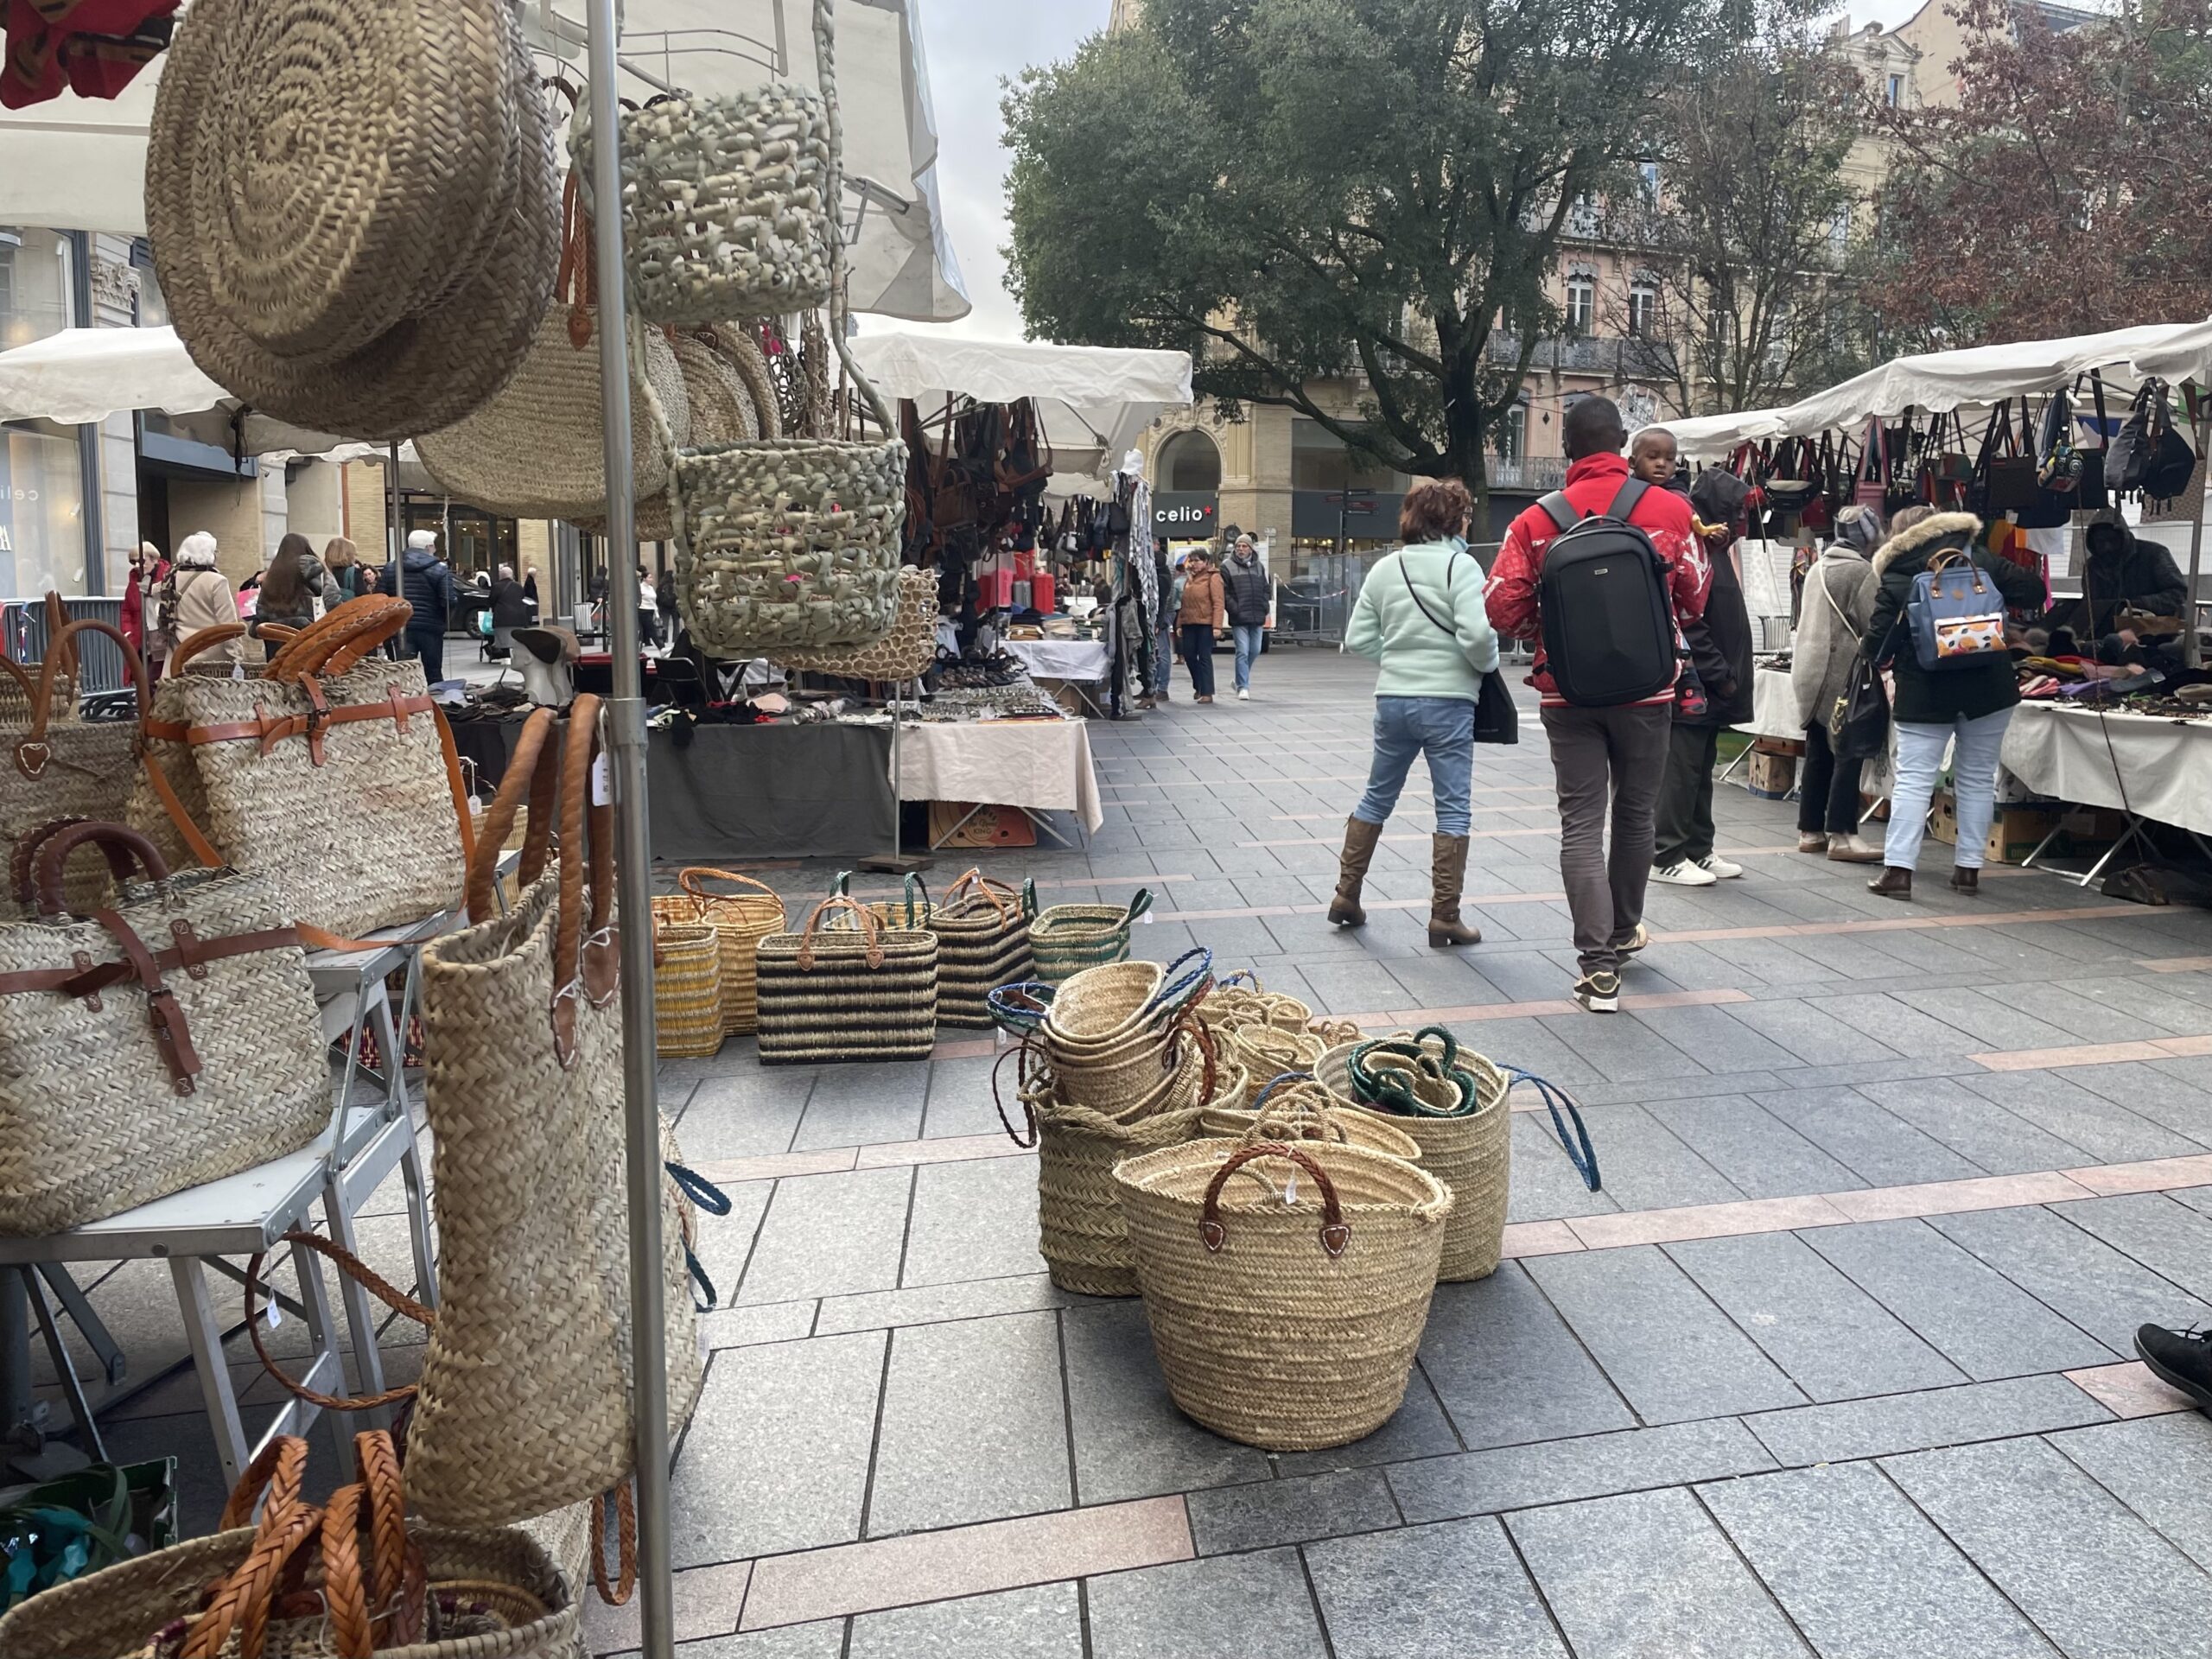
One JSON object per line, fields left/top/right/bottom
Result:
{"left": 2, "top": 0, "right": 178, "bottom": 111}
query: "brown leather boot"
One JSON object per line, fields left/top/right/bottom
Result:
{"left": 1428, "top": 835, "right": 1483, "bottom": 947}
{"left": 1868, "top": 866, "right": 1913, "bottom": 899}
{"left": 1949, "top": 867, "right": 1980, "bottom": 894}
{"left": 1328, "top": 817, "right": 1383, "bottom": 927}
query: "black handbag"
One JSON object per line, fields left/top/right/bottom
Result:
{"left": 2075, "top": 373, "right": 2111, "bottom": 511}
{"left": 1979, "top": 404, "right": 2043, "bottom": 514}
{"left": 1399, "top": 550, "right": 1519, "bottom": 746}
{"left": 1831, "top": 656, "right": 1890, "bottom": 761}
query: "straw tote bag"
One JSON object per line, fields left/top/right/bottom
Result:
{"left": 572, "top": 76, "right": 836, "bottom": 326}
{"left": 928, "top": 869, "right": 1037, "bottom": 1029}
{"left": 405, "top": 701, "right": 703, "bottom": 1527}
{"left": 664, "top": 0, "right": 906, "bottom": 658}
{"left": 146, "top": 0, "right": 558, "bottom": 441}
{"left": 772, "top": 565, "right": 943, "bottom": 680}
{"left": 754, "top": 896, "right": 938, "bottom": 1065}
{"left": 418, "top": 170, "right": 691, "bottom": 524}
{"left": 0, "top": 620, "right": 146, "bottom": 916}
{"left": 0, "top": 821, "right": 328, "bottom": 1237}
{"left": 650, "top": 868, "right": 784, "bottom": 1034}
{"left": 127, "top": 597, "right": 476, "bottom": 944}
{"left": 0, "top": 1433, "right": 580, "bottom": 1659}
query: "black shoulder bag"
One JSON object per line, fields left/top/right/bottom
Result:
{"left": 1399, "top": 550, "right": 1517, "bottom": 746}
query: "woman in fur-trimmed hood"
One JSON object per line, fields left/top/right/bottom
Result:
{"left": 1859, "top": 507, "right": 2044, "bottom": 901}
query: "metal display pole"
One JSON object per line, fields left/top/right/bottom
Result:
{"left": 582, "top": 6, "right": 677, "bottom": 1657}
{"left": 2186, "top": 404, "right": 2209, "bottom": 671}
{"left": 860, "top": 677, "right": 927, "bottom": 874}
{"left": 386, "top": 443, "right": 404, "bottom": 579}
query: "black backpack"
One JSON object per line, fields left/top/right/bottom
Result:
{"left": 1534, "top": 479, "right": 1679, "bottom": 707}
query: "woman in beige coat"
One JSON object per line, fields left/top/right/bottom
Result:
{"left": 162, "top": 531, "right": 245, "bottom": 674}
{"left": 1790, "top": 505, "right": 1883, "bottom": 861}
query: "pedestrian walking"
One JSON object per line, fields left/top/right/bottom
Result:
{"left": 1652, "top": 459, "right": 1756, "bottom": 887}
{"left": 323, "top": 537, "right": 363, "bottom": 602}
{"left": 382, "top": 530, "right": 457, "bottom": 683}
{"left": 1221, "top": 533, "right": 1270, "bottom": 699}
{"left": 1793, "top": 505, "right": 1885, "bottom": 861}
{"left": 1862, "top": 506, "right": 2043, "bottom": 899}
{"left": 249, "top": 533, "right": 329, "bottom": 658}
{"left": 1485, "top": 397, "right": 1711, "bottom": 1012}
{"left": 161, "top": 532, "right": 244, "bottom": 674}
{"left": 1176, "top": 550, "right": 1224, "bottom": 703}
{"left": 637, "top": 563, "right": 660, "bottom": 650}
{"left": 1333, "top": 478, "right": 1499, "bottom": 947}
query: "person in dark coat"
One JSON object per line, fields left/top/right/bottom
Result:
{"left": 2068, "top": 517, "right": 2189, "bottom": 667}
{"left": 380, "top": 531, "right": 457, "bottom": 682}
{"left": 489, "top": 563, "right": 531, "bottom": 656}
{"left": 1863, "top": 507, "right": 2044, "bottom": 900}
{"left": 1650, "top": 457, "right": 1756, "bottom": 886}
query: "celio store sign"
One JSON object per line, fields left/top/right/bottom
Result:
{"left": 1152, "top": 493, "right": 1217, "bottom": 537}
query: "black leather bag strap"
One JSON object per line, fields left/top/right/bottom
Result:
{"left": 1400, "top": 549, "right": 1464, "bottom": 635}
{"left": 1605, "top": 478, "right": 1651, "bottom": 522}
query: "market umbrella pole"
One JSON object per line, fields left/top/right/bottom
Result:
{"left": 387, "top": 444, "right": 404, "bottom": 582}
{"left": 583, "top": 4, "right": 677, "bottom": 1656}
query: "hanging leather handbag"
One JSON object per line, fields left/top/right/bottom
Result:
{"left": 1979, "top": 404, "right": 2042, "bottom": 513}
{"left": 1853, "top": 421, "right": 1890, "bottom": 513}
{"left": 1881, "top": 415, "right": 1923, "bottom": 518}
{"left": 2139, "top": 381, "right": 2199, "bottom": 502}
{"left": 2075, "top": 372, "right": 2111, "bottom": 511}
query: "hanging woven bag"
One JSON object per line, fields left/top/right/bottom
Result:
{"left": 1200, "top": 1071, "right": 1423, "bottom": 1164}
{"left": 0, "top": 619, "right": 147, "bottom": 915}
{"left": 772, "top": 564, "right": 944, "bottom": 681}
{"left": 572, "top": 73, "right": 836, "bottom": 327}
{"left": 0, "top": 1433, "right": 581, "bottom": 1659}
{"left": 125, "top": 596, "right": 478, "bottom": 944}
{"left": 418, "top": 168, "right": 692, "bottom": 523}
{"left": 650, "top": 868, "right": 784, "bottom": 1034}
{"left": 403, "top": 701, "right": 703, "bottom": 1526}
{"left": 1114, "top": 1140, "right": 1452, "bottom": 1450}
{"left": 661, "top": 0, "right": 907, "bottom": 658}
{"left": 145, "top": 0, "right": 558, "bottom": 440}
{"left": 754, "top": 894, "right": 938, "bottom": 1065}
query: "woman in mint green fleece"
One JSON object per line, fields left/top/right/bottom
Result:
{"left": 1332, "top": 478, "right": 1499, "bottom": 947}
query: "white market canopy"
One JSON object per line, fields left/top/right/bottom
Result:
{"left": 850, "top": 329, "right": 1194, "bottom": 475}
{"left": 0, "top": 0, "right": 969, "bottom": 324}
{"left": 2128, "top": 318, "right": 2212, "bottom": 388}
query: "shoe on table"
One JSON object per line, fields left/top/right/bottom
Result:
{"left": 1617, "top": 922, "right": 1649, "bottom": 958}
{"left": 1698, "top": 854, "right": 1744, "bottom": 880}
{"left": 2136, "top": 1323, "right": 2212, "bottom": 1411}
{"left": 1650, "top": 860, "right": 1718, "bottom": 887}
{"left": 1237, "top": 688, "right": 1249, "bottom": 700}
{"left": 1796, "top": 831, "right": 1828, "bottom": 855}
{"left": 1574, "top": 969, "right": 1621, "bottom": 1013}
{"left": 1827, "top": 834, "right": 1884, "bottom": 863}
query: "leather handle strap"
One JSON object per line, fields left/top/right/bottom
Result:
{"left": 245, "top": 1231, "right": 432, "bottom": 1412}
{"left": 10, "top": 816, "right": 133, "bottom": 912}
{"left": 1198, "top": 1142, "right": 1350, "bottom": 1259}
{"left": 90, "top": 906, "right": 200, "bottom": 1093}
{"left": 170, "top": 623, "right": 249, "bottom": 674}
{"left": 266, "top": 594, "right": 412, "bottom": 683}
{"left": 466, "top": 707, "right": 558, "bottom": 923}
{"left": 17, "top": 618, "right": 150, "bottom": 780}
{"left": 797, "top": 894, "right": 884, "bottom": 969}
{"left": 36, "top": 821, "right": 167, "bottom": 917}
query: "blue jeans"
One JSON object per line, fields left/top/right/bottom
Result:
{"left": 1354, "top": 696, "right": 1475, "bottom": 836}
{"left": 1154, "top": 624, "right": 1173, "bottom": 694}
{"left": 1231, "top": 624, "right": 1263, "bottom": 690}
{"left": 1885, "top": 707, "right": 2014, "bottom": 870}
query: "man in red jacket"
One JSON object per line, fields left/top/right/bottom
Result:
{"left": 1486, "top": 397, "right": 1712, "bottom": 1012}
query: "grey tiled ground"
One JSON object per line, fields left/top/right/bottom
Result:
{"left": 39, "top": 652, "right": 2212, "bottom": 1655}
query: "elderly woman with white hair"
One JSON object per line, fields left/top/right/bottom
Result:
{"left": 379, "top": 528, "right": 457, "bottom": 683}
{"left": 162, "top": 532, "right": 245, "bottom": 675}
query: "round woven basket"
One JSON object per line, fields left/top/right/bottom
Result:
{"left": 653, "top": 921, "right": 726, "bottom": 1058}
{"left": 774, "top": 566, "right": 943, "bottom": 681}
{"left": 1200, "top": 1079, "right": 1422, "bottom": 1164}
{"left": 1113, "top": 1138, "right": 1452, "bottom": 1450}
{"left": 147, "top": 0, "right": 557, "bottom": 440}
{"left": 1316, "top": 1039, "right": 1511, "bottom": 1282}
{"left": 1227, "top": 1026, "right": 1326, "bottom": 1103}
{"left": 1028, "top": 1065, "right": 1211, "bottom": 1298}
{"left": 655, "top": 868, "right": 784, "bottom": 1034}
{"left": 1030, "top": 894, "right": 1151, "bottom": 986}
{"left": 1045, "top": 959, "right": 1165, "bottom": 1043}
{"left": 1198, "top": 976, "right": 1313, "bottom": 1039}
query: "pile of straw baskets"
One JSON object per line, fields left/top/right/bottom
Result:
{"left": 989, "top": 958, "right": 1593, "bottom": 1453}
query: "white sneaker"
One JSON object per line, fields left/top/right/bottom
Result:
{"left": 1650, "top": 860, "right": 1718, "bottom": 887}
{"left": 1698, "top": 854, "right": 1745, "bottom": 880}
{"left": 1237, "top": 688, "right": 1249, "bottom": 701}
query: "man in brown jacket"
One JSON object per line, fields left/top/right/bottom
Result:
{"left": 1175, "top": 552, "right": 1226, "bottom": 703}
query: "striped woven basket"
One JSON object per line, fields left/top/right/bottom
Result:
{"left": 1028, "top": 889, "right": 1152, "bottom": 986}
{"left": 654, "top": 921, "right": 725, "bottom": 1058}
{"left": 931, "top": 870, "right": 1036, "bottom": 1029}
{"left": 755, "top": 895, "right": 937, "bottom": 1065}
{"left": 1113, "top": 1139, "right": 1452, "bottom": 1450}
{"left": 654, "top": 868, "right": 784, "bottom": 1033}
{"left": 1316, "top": 1034, "right": 1512, "bottom": 1283}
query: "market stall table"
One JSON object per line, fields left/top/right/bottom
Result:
{"left": 1004, "top": 639, "right": 1111, "bottom": 716}
{"left": 897, "top": 716, "right": 1105, "bottom": 849}
{"left": 2004, "top": 702, "right": 2212, "bottom": 883}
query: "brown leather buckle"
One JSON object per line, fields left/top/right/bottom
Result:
{"left": 171, "top": 918, "right": 208, "bottom": 980}
{"left": 302, "top": 677, "right": 332, "bottom": 766}
{"left": 147, "top": 988, "right": 198, "bottom": 1096}
{"left": 69, "top": 950, "right": 101, "bottom": 1013}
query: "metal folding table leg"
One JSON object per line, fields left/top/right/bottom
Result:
{"left": 18, "top": 1268, "right": 102, "bottom": 1463}
{"left": 170, "top": 1256, "right": 251, "bottom": 1489}
{"left": 35, "top": 1263, "right": 124, "bottom": 1386}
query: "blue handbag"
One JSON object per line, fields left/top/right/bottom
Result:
{"left": 1906, "top": 551, "right": 2006, "bottom": 671}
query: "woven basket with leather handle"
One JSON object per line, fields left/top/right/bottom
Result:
{"left": 651, "top": 868, "right": 784, "bottom": 1034}
{"left": 772, "top": 566, "right": 942, "bottom": 681}
{"left": 0, "top": 619, "right": 143, "bottom": 916}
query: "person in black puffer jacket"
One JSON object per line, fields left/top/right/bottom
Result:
{"left": 1862, "top": 507, "right": 2043, "bottom": 901}
{"left": 379, "top": 531, "right": 458, "bottom": 683}
{"left": 1650, "top": 462, "right": 1756, "bottom": 887}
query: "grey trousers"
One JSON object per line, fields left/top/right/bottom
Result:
{"left": 1541, "top": 702, "right": 1674, "bottom": 975}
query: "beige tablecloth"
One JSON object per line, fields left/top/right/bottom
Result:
{"left": 2000, "top": 703, "right": 2212, "bottom": 836}
{"left": 896, "top": 718, "right": 1105, "bottom": 831}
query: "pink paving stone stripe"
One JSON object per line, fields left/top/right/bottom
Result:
{"left": 1972, "top": 1033, "right": 2212, "bottom": 1071}
{"left": 1660, "top": 902, "right": 2157, "bottom": 948}
{"left": 855, "top": 1133, "right": 1033, "bottom": 1171}
{"left": 2065, "top": 1361, "right": 2198, "bottom": 1419}
{"left": 1159, "top": 891, "right": 1568, "bottom": 923}
{"left": 1566, "top": 1194, "right": 1856, "bottom": 1251}
{"left": 1333, "top": 988, "right": 1751, "bottom": 1030}
{"left": 1499, "top": 1219, "right": 1586, "bottom": 1257}
{"left": 690, "top": 1147, "right": 857, "bottom": 1185}
{"left": 2064, "top": 1152, "right": 2212, "bottom": 1196}
{"left": 2141, "top": 956, "right": 2212, "bottom": 973}
{"left": 931, "top": 1038, "right": 998, "bottom": 1060}
{"left": 584, "top": 1560, "right": 751, "bottom": 1654}
{"left": 739, "top": 1497, "right": 1194, "bottom": 1631}
{"left": 1822, "top": 1169, "right": 2100, "bottom": 1223}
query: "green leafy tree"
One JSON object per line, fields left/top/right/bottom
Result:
{"left": 1002, "top": 0, "right": 1720, "bottom": 498}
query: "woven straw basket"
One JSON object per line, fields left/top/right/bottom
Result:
{"left": 1225, "top": 1025, "right": 1327, "bottom": 1105}
{"left": 0, "top": 620, "right": 143, "bottom": 914}
{"left": 654, "top": 921, "right": 725, "bottom": 1058}
{"left": 773, "top": 565, "right": 944, "bottom": 681}
{"left": 1030, "top": 891, "right": 1153, "bottom": 985}
{"left": 127, "top": 599, "right": 473, "bottom": 942}
{"left": 414, "top": 703, "right": 702, "bottom": 1527}
{"left": 419, "top": 172, "right": 691, "bottom": 523}
{"left": 755, "top": 895, "right": 937, "bottom": 1065}
{"left": 146, "top": 0, "right": 558, "bottom": 440}
{"left": 1317, "top": 1038, "right": 1512, "bottom": 1283}
{"left": 652, "top": 868, "right": 784, "bottom": 1034}
{"left": 1197, "top": 972, "right": 1313, "bottom": 1039}
{"left": 0, "top": 826, "right": 328, "bottom": 1237}
{"left": 578, "top": 332, "right": 770, "bottom": 543}
{"left": 928, "top": 870, "right": 1036, "bottom": 1029}
{"left": 574, "top": 80, "right": 835, "bottom": 325}
{"left": 1115, "top": 1140, "right": 1452, "bottom": 1450}
{"left": 1200, "top": 1075, "right": 1423, "bottom": 1164}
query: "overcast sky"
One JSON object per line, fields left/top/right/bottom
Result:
{"left": 912, "top": 0, "right": 1110, "bottom": 340}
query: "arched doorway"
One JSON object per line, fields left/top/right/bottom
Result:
{"left": 1156, "top": 429, "right": 1223, "bottom": 493}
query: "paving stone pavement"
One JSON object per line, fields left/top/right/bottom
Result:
{"left": 36, "top": 652, "right": 2212, "bottom": 1656}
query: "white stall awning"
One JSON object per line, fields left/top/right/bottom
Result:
{"left": 0, "top": 0, "right": 969, "bottom": 323}
{"left": 2129, "top": 318, "right": 2212, "bottom": 389}
{"left": 1644, "top": 408, "right": 1791, "bottom": 462}
{"left": 850, "top": 330, "right": 1193, "bottom": 476}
